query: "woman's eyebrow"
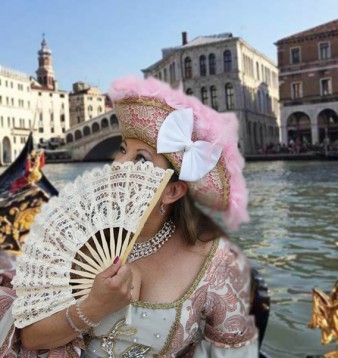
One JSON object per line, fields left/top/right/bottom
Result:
{"left": 137, "top": 148, "right": 153, "bottom": 156}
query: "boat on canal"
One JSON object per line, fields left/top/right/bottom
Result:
{"left": 2, "top": 134, "right": 336, "bottom": 357}
{"left": 0, "top": 132, "right": 58, "bottom": 252}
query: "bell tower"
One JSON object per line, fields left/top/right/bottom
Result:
{"left": 36, "top": 34, "right": 55, "bottom": 90}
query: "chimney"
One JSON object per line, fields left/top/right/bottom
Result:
{"left": 182, "top": 31, "right": 188, "bottom": 45}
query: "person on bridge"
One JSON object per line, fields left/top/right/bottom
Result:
{"left": 4, "top": 76, "right": 258, "bottom": 357}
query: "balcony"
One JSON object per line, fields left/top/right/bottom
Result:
{"left": 11, "top": 127, "right": 31, "bottom": 135}
{"left": 282, "top": 93, "right": 338, "bottom": 106}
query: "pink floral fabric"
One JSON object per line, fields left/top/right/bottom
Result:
{"left": 167, "top": 238, "right": 257, "bottom": 355}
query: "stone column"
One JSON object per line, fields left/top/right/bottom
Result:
{"left": 280, "top": 108, "right": 288, "bottom": 144}
{"left": 280, "top": 124, "right": 286, "bottom": 144}
{"left": 309, "top": 108, "right": 319, "bottom": 145}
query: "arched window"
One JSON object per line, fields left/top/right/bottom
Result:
{"left": 2, "top": 137, "right": 12, "bottom": 164}
{"left": 158, "top": 72, "right": 162, "bottom": 80}
{"left": 223, "top": 50, "right": 232, "bottom": 72}
{"left": 184, "top": 57, "right": 192, "bottom": 79}
{"left": 201, "top": 87, "right": 208, "bottom": 105}
{"left": 256, "top": 62, "right": 260, "bottom": 80}
{"left": 209, "top": 53, "right": 216, "bottom": 75}
{"left": 225, "top": 83, "right": 235, "bottom": 110}
{"left": 169, "top": 62, "right": 176, "bottom": 83}
{"left": 97, "top": 106, "right": 102, "bottom": 114}
{"left": 210, "top": 86, "right": 218, "bottom": 110}
{"left": 163, "top": 68, "right": 167, "bottom": 82}
{"left": 258, "top": 90, "right": 263, "bottom": 112}
{"left": 88, "top": 105, "right": 93, "bottom": 112}
{"left": 200, "top": 55, "right": 206, "bottom": 76}
{"left": 186, "top": 88, "right": 193, "bottom": 95}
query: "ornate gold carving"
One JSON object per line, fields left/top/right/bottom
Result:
{"left": 324, "top": 351, "right": 338, "bottom": 358}
{"left": 308, "top": 280, "right": 338, "bottom": 345}
{"left": 26, "top": 150, "right": 44, "bottom": 185}
{"left": 101, "top": 318, "right": 137, "bottom": 358}
{"left": 121, "top": 343, "right": 152, "bottom": 357}
{"left": 0, "top": 190, "right": 47, "bottom": 252}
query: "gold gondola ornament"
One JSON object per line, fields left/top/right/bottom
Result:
{"left": 308, "top": 280, "right": 338, "bottom": 356}
{"left": 0, "top": 148, "right": 48, "bottom": 253}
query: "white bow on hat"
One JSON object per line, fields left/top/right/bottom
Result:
{"left": 157, "top": 108, "right": 222, "bottom": 182}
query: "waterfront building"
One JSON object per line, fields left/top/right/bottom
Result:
{"left": 0, "top": 66, "right": 33, "bottom": 164}
{"left": 276, "top": 19, "right": 338, "bottom": 146}
{"left": 0, "top": 37, "right": 70, "bottom": 165}
{"left": 142, "top": 32, "right": 280, "bottom": 154}
{"left": 69, "top": 82, "right": 107, "bottom": 127}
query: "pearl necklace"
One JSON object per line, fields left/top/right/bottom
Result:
{"left": 127, "top": 219, "right": 176, "bottom": 263}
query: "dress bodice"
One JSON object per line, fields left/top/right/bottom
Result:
{"left": 86, "top": 238, "right": 257, "bottom": 357}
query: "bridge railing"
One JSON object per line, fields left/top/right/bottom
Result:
{"left": 64, "top": 124, "right": 120, "bottom": 149}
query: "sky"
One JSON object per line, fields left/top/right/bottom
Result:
{"left": 1, "top": 0, "right": 337, "bottom": 92}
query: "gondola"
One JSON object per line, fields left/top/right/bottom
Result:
{"left": 0, "top": 134, "right": 272, "bottom": 357}
{"left": 0, "top": 132, "right": 58, "bottom": 252}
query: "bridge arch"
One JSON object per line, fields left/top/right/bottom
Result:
{"left": 66, "top": 133, "right": 74, "bottom": 143}
{"left": 83, "top": 125, "right": 91, "bottom": 136}
{"left": 92, "top": 122, "right": 100, "bottom": 133}
{"left": 75, "top": 129, "right": 82, "bottom": 141}
{"left": 110, "top": 114, "right": 118, "bottom": 127}
{"left": 101, "top": 117, "right": 109, "bottom": 129}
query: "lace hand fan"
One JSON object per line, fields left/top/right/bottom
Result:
{"left": 12, "top": 161, "right": 173, "bottom": 328}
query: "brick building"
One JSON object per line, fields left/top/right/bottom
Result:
{"left": 276, "top": 20, "right": 338, "bottom": 146}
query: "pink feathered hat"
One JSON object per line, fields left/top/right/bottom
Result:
{"left": 109, "top": 76, "right": 249, "bottom": 230}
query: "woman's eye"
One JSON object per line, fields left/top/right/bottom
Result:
{"left": 119, "top": 146, "right": 126, "bottom": 154}
{"left": 136, "top": 155, "right": 147, "bottom": 163}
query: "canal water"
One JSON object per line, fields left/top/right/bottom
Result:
{"left": 1, "top": 160, "right": 337, "bottom": 357}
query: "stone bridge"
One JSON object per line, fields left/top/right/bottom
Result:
{"left": 64, "top": 110, "right": 122, "bottom": 161}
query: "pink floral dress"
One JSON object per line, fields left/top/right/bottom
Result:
{"left": 0, "top": 238, "right": 258, "bottom": 357}
{"left": 86, "top": 238, "right": 258, "bottom": 357}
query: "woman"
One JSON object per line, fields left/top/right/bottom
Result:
{"left": 6, "top": 76, "right": 257, "bottom": 357}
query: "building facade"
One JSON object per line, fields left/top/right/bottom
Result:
{"left": 0, "top": 66, "right": 33, "bottom": 164}
{"left": 69, "top": 82, "right": 107, "bottom": 127}
{"left": 0, "top": 37, "right": 70, "bottom": 165}
{"left": 142, "top": 32, "right": 280, "bottom": 154}
{"left": 276, "top": 20, "right": 338, "bottom": 146}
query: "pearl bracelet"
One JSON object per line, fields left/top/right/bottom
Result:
{"left": 65, "top": 305, "right": 87, "bottom": 335}
{"left": 75, "top": 302, "right": 101, "bottom": 328}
